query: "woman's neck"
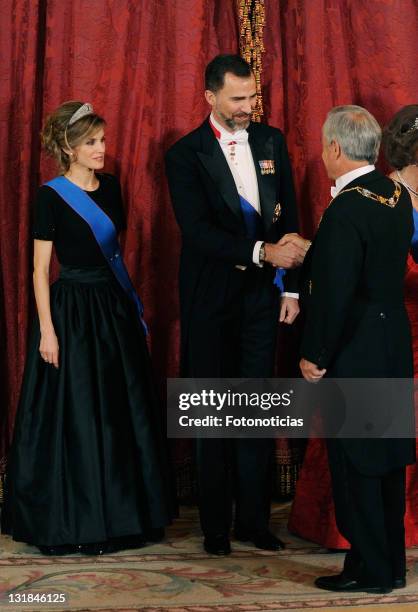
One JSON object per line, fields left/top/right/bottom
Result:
{"left": 397, "top": 165, "right": 418, "bottom": 191}
{"left": 64, "top": 166, "right": 99, "bottom": 191}
{"left": 390, "top": 165, "right": 418, "bottom": 210}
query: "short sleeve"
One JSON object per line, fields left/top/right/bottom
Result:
{"left": 32, "top": 186, "right": 56, "bottom": 240}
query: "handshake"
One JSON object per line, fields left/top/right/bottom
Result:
{"left": 264, "top": 233, "right": 311, "bottom": 268}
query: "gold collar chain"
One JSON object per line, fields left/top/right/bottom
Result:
{"left": 331, "top": 179, "right": 402, "bottom": 208}
{"left": 318, "top": 180, "right": 402, "bottom": 228}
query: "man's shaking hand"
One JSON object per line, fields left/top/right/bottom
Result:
{"left": 264, "top": 233, "right": 311, "bottom": 269}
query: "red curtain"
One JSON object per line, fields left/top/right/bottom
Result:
{"left": 2, "top": 0, "right": 418, "bottom": 491}
{"left": 0, "top": 0, "right": 238, "bottom": 467}
{"left": 264, "top": 0, "right": 418, "bottom": 237}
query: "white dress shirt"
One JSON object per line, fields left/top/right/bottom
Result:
{"left": 331, "top": 165, "right": 375, "bottom": 198}
{"left": 210, "top": 113, "right": 261, "bottom": 263}
{"left": 210, "top": 114, "right": 297, "bottom": 298}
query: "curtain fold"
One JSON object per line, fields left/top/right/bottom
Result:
{"left": 264, "top": 0, "right": 418, "bottom": 237}
{"left": 0, "top": 0, "right": 46, "bottom": 463}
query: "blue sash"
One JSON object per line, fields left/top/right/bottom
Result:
{"left": 273, "top": 267, "right": 286, "bottom": 292}
{"left": 239, "top": 195, "right": 263, "bottom": 240}
{"left": 239, "top": 195, "right": 286, "bottom": 292}
{"left": 412, "top": 208, "right": 418, "bottom": 263}
{"left": 46, "top": 176, "right": 147, "bottom": 334}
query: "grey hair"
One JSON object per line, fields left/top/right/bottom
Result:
{"left": 323, "top": 105, "right": 382, "bottom": 164}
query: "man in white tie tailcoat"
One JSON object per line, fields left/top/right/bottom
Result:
{"left": 166, "top": 54, "right": 308, "bottom": 556}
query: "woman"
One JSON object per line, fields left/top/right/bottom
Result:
{"left": 288, "top": 105, "right": 418, "bottom": 548}
{"left": 385, "top": 105, "right": 418, "bottom": 546}
{"left": 2, "top": 101, "right": 171, "bottom": 555}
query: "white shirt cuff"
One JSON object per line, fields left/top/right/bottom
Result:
{"left": 253, "top": 241, "right": 264, "bottom": 266}
{"left": 282, "top": 292, "right": 299, "bottom": 299}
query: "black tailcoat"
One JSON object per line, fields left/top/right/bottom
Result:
{"left": 300, "top": 169, "right": 415, "bottom": 586}
{"left": 301, "top": 169, "right": 415, "bottom": 475}
{"left": 165, "top": 118, "right": 299, "bottom": 536}
{"left": 166, "top": 118, "right": 299, "bottom": 376}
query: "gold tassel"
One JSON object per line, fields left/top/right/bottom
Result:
{"left": 237, "top": 0, "right": 265, "bottom": 122}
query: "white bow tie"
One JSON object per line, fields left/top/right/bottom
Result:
{"left": 219, "top": 130, "right": 249, "bottom": 145}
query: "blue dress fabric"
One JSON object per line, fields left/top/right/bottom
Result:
{"left": 411, "top": 207, "right": 418, "bottom": 263}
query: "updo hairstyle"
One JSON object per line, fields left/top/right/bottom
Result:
{"left": 383, "top": 105, "right": 418, "bottom": 170}
{"left": 41, "top": 101, "right": 106, "bottom": 173}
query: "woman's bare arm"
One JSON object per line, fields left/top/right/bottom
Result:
{"left": 33, "top": 239, "right": 59, "bottom": 368}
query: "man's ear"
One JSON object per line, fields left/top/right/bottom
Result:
{"left": 332, "top": 140, "right": 342, "bottom": 160}
{"left": 204, "top": 90, "right": 215, "bottom": 108}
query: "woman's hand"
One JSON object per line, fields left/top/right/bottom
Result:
{"left": 39, "top": 330, "right": 59, "bottom": 368}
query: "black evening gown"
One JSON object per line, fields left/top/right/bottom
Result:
{"left": 2, "top": 174, "right": 171, "bottom": 547}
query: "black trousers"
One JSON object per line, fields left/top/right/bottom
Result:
{"left": 187, "top": 267, "right": 279, "bottom": 536}
{"left": 327, "top": 440, "right": 407, "bottom": 586}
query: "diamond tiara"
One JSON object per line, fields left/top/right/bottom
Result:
{"left": 68, "top": 103, "right": 94, "bottom": 126}
{"left": 406, "top": 117, "right": 418, "bottom": 134}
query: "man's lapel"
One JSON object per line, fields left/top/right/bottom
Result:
{"left": 197, "top": 120, "right": 242, "bottom": 220}
{"left": 248, "top": 123, "right": 276, "bottom": 230}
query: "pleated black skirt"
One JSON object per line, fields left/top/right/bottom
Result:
{"left": 2, "top": 266, "right": 171, "bottom": 546}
